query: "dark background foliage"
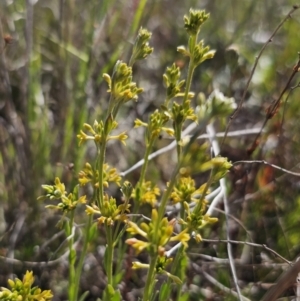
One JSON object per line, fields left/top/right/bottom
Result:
{"left": 1, "top": 0, "right": 300, "bottom": 300}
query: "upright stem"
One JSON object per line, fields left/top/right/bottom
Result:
{"left": 97, "top": 95, "right": 116, "bottom": 208}
{"left": 173, "top": 245, "right": 185, "bottom": 301}
{"left": 142, "top": 254, "right": 158, "bottom": 301}
{"left": 157, "top": 162, "right": 180, "bottom": 223}
{"left": 138, "top": 139, "right": 154, "bottom": 188}
{"left": 193, "top": 173, "right": 213, "bottom": 216}
{"left": 133, "top": 139, "right": 155, "bottom": 215}
{"left": 67, "top": 212, "right": 76, "bottom": 301}
{"left": 183, "top": 35, "right": 197, "bottom": 103}
{"left": 113, "top": 196, "right": 130, "bottom": 242}
{"left": 163, "top": 188, "right": 187, "bottom": 300}
{"left": 97, "top": 142, "right": 106, "bottom": 208}
{"left": 176, "top": 35, "right": 197, "bottom": 159}
{"left": 183, "top": 63, "right": 195, "bottom": 104}
{"left": 142, "top": 144, "right": 182, "bottom": 301}
{"left": 73, "top": 215, "right": 93, "bottom": 299}
{"left": 105, "top": 224, "right": 114, "bottom": 286}
{"left": 129, "top": 0, "right": 148, "bottom": 38}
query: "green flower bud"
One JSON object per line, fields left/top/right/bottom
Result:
{"left": 121, "top": 181, "right": 133, "bottom": 200}
{"left": 103, "top": 73, "right": 111, "bottom": 89}
{"left": 210, "top": 157, "right": 232, "bottom": 182}
{"left": 130, "top": 27, "right": 153, "bottom": 66}
{"left": 184, "top": 9, "right": 210, "bottom": 36}
{"left": 177, "top": 45, "right": 190, "bottom": 56}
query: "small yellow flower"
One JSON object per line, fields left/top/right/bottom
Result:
{"left": 107, "top": 131, "right": 128, "bottom": 145}
{"left": 132, "top": 181, "right": 160, "bottom": 207}
{"left": 170, "top": 228, "right": 190, "bottom": 248}
{"left": 83, "top": 123, "right": 96, "bottom": 134}
{"left": 125, "top": 238, "right": 150, "bottom": 254}
{"left": 171, "top": 176, "right": 206, "bottom": 204}
{"left": 126, "top": 221, "right": 148, "bottom": 237}
{"left": 195, "top": 233, "right": 202, "bottom": 243}
{"left": 77, "top": 130, "right": 95, "bottom": 146}
{"left": 77, "top": 120, "right": 106, "bottom": 146}
{"left": 161, "top": 127, "right": 174, "bottom": 136}
{"left": 85, "top": 204, "right": 101, "bottom": 215}
{"left": 103, "top": 73, "right": 111, "bottom": 90}
{"left": 134, "top": 118, "right": 148, "bottom": 128}
{"left": 203, "top": 215, "right": 218, "bottom": 224}
{"left": 78, "top": 195, "right": 87, "bottom": 204}
{"left": 132, "top": 261, "right": 150, "bottom": 269}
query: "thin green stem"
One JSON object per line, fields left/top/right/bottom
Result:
{"left": 133, "top": 139, "right": 155, "bottom": 215}
{"left": 113, "top": 196, "right": 130, "bottom": 242}
{"left": 183, "top": 63, "right": 195, "bottom": 104}
{"left": 193, "top": 172, "right": 213, "bottom": 216}
{"left": 97, "top": 142, "right": 106, "bottom": 208}
{"left": 163, "top": 189, "right": 188, "bottom": 300}
{"left": 129, "top": 0, "right": 148, "bottom": 37}
{"left": 140, "top": 138, "right": 173, "bottom": 300}
{"left": 180, "top": 202, "right": 185, "bottom": 221}
{"left": 162, "top": 243, "right": 185, "bottom": 301}
{"left": 138, "top": 139, "right": 154, "bottom": 188}
{"left": 183, "top": 35, "right": 197, "bottom": 103}
{"left": 67, "top": 211, "right": 76, "bottom": 301}
{"left": 106, "top": 94, "right": 115, "bottom": 119}
{"left": 73, "top": 215, "right": 93, "bottom": 299}
{"left": 97, "top": 95, "right": 117, "bottom": 209}
{"left": 175, "top": 35, "right": 197, "bottom": 159}
{"left": 105, "top": 224, "right": 114, "bottom": 287}
{"left": 173, "top": 245, "right": 185, "bottom": 301}
{"left": 142, "top": 254, "right": 158, "bottom": 301}
{"left": 175, "top": 135, "right": 182, "bottom": 159}
{"left": 129, "top": 54, "right": 135, "bottom": 68}
{"left": 157, "top": 162, "right": 180, "bottom": 224}
{"left": 152, "top": 126, "right": 209, "bottom": 299}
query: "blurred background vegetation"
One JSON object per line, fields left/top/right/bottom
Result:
{"left": 1, "top": 0, "right": 300, "bottom": 300}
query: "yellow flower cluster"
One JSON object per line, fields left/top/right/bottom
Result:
{"left": 135, "top": 109, "right": 174, "bottom": 143}
{"left": 0, "top": 271, "right": 53, "bottom": 301}
{"left": 170, "top": 176, "right": 206, "bottom": 204}
{"left": 39, "top": 178, "right": 86, "bottom": 213}
{"left": 77, "top": 120, "right": 127, "bottom": 147}
{"left": 126, "top": 209, "right": 190, "bottom": 255}
{"left": 86, "top": 194, "right": 130, "bottom": 226}
{"left": 131, "top": 181, "right": 160, "bottom": 207}
{"left": 78, "top": 162, "right": 121, "bottom": 188}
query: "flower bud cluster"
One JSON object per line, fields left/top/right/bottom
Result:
{"left": 131, "top": 181, "right": 160, "bottom": 207}
{"left": 184, "top": 9, "right": 210, "bottom": 36}
{"left": 134, "top": 109, "right": 174, "bottom": 144}
{"left": 77, "top": 119, "right": 127, "bottom": 147}
{"left": 103, "top": 61, "right": 143, "bottom": 117}
{"left": 0, "top": 271, "right": 53, "bottom": 301}
{"left": 78, "top": 162, "right": 121, "bottom": 188}
{"left": 129, "top": 27, "right": 153, "bottom": 66}
{"left": 197, "top": 89, "right": 237, "bottom": 121}
{"left": 39, "top": 178, "right": 86, "bottom": 213}
{"left": 86, "top": 194, "right": 130, "bottom": 226}
{"left": 126, "top": 209, "right": 190, "bottom": 255}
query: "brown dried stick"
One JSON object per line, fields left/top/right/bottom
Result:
{"left": 247, "top": 55, "right": 300, "bottom": 155}
{"left": 262, "top": 257, "right": 300, "bottom": 301}
{"left": 221, "top": 5, "right": 300, "bottom": 148}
